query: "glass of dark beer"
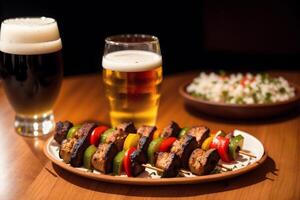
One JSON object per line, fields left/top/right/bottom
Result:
{"left": 0, "top": 17, "right": 63, "bottom": 136}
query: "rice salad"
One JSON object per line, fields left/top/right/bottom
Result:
{"left": 186, "top": 72, "right": 296, "bottom": 104}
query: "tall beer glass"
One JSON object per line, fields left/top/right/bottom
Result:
{"left": 102, "top": 34, "right": 163, "bottom": 127}
{"left": 0, "top": 17, "right": 63, "bottom": 136}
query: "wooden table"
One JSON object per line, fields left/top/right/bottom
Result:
{"left": 0, "top": 70, "right": 299, "bottom": 200}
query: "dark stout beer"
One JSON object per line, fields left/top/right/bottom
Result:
{"left": 0, "top": 17, "right": 63, "bottom": 136}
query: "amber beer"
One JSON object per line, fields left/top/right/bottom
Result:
{"left": 0, "top": 17, "right": 63, "bottom": 136}
{"left": 102, "top": 49, "right": 163, "bottom": 127}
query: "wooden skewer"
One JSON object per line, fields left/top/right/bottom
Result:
{"left": 142, "top": 164, "right": 186, "bottom": 176}
{"left": 142, "top": 164, "right": 229, "bottom": 176}
{"left": 217, "top": 164, "right": 231, "bottom": 171}
{"left": 239, "top": 150, "right": 256, "bottom": 158}
{"left": 142, "top": 164, "right": 164, "bottom": 173}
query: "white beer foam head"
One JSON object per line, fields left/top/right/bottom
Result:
{"left": 0, "top": 17, "right": 62, "bottom": 55}
{"left": 102, "top": 50, "right": 162, "bottom": 72}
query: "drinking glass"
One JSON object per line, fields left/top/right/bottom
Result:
{"left": 102, "top": 34, "right": 163, "bottom": 127}
{"left": 0, "top": 17, "right": 63, "bottom": 136}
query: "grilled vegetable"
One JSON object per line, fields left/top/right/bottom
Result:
{"left": 201, "top": 135, "right": 214, "bottom": 150}
{"left": 83, "top": 145, "right": 97, "bottom": 169}
{"left": 229, "top": 135, "right": 244, "bottom": 160}
{"left": 178, "top": 127, "right": 190, "bottom": 138}
{"left": 67, "top": 125, "right": 81, "bottom": 139}
{"left": 90, "top": 126, "right": 108, "bottom": 146}
{"left": 113, "top": 150, "right": 126, "bottom": 175}
{"left": 159, "top": 137, "right": 177, "bottom": 152}
{"left": 147, "top": 137, "right": 164, "bottom": 165}
{"left": 124, "top": 147, "right": 137, "bottom": 177}
{"left": 210, "top": 130, "right": 226, "bottom": 149}
{"left": 217, "top": 136, "right": 231, "bottom": 162}
{"left": 152, "top": 130, "right": 161, "bottom": 140}
{"left": 123, "top": 133, "right": 140, "bottom": 150}
{"left": 100, "top": 128, "right": 115, "bottom": 144}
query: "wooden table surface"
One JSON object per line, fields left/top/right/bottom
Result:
{"left": 0, "top": 70, "right": 299, "bottom": 200}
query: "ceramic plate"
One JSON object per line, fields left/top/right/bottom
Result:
{"left": 179, "top": 81, "right": 300, "bottom": 119}
{"left": 44, "top": 130, "right": 267, "bottom": 185}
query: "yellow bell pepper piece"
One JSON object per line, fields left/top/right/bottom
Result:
{"left": 152, "top": 130, "right": 161, "bottom": 140}
{"left": 201, "top": 136, "right": 214, "bottom": 150}
{"left": 123, "top": 133, "right": 140, "bottom": 150}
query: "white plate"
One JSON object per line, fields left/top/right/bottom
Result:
{"left": 44, "top": 130, "right": 267, "bottom": 185}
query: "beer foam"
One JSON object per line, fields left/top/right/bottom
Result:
{"left": 102, "top": 50, "right": 162, "bottom": 72}
{"left": 0, "top": 17, "right": 62, "bottom": 55}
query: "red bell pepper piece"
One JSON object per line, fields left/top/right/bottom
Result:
{"left": 210, "top": 130, "right": 226, "bottom": 149}
{"left": 90, "top": 126, "right": 109, "bottom": 146}
{"left": 217, "top": 137, "right": 232, "bottom": 163}
{"left": 123, "top": 146, "right": 137, "bottom": 177}
{"left": 159, "top": 137, "right": 177, "bottom": 152}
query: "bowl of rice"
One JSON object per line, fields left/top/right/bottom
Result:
{"left": 179, "top": 72, "right": 300, "bottom": 119}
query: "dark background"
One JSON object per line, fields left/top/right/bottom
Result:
{"left": 1, "top": 0, "right": 300, "bottom": 76}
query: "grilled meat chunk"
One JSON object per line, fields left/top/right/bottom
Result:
{"left": 189, "top": 148, "right": 220, "bottom": 175}
{"left": 137, "top": 136, "right": 151, "bottom": 154}
{"left": 160, "top": 121, "right": 181, "bottom": 138}
{"left": 106, "top": 129, "right": 128, "bottom": 151}
{"left": 155, "top": 152, "right": 181, "bottom": 178}
{"left": 130, "top": 149, "right": 147, "bottom": 177}
{"left": 54, "top": 121, "right": 73, "bottom": 144}
{"left": 117, "top": 121, "right": 137, "bottom": 133}
{"left": 92, "top": 143, "right": 118, "bottom": 174}
{"left": 170, "top": 135, "right": 198, "bottom": 169}
{"left": 137, "top": 125, "right": 157, "bottom": 138}
{"left": 59, "top": 138, "right": 77, "bottom": 163}
{"left": 187, "top": 126, "right": 210, "bottom": 147}
{"left": 70, "top": 122, "right": 97, "bottom": 167}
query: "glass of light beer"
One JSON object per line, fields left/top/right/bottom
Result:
{"left": 0, "top": 17, "right": 63, "bottom": 136}
{"left": 102, "top": 34, "right": 163, "bottom": 127}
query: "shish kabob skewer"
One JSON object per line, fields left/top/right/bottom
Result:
{"left": 54, "top": 121, "right": 256, "bottom": 178}
{"left": 142, "top": 124, "right": 256, "bottom": 176}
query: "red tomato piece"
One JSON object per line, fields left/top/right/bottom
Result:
{"left": 90, "top": 126, "right": 109, "bottom": 146}
{"left": 123, "top": 147, "right": 137, "bottom": 177}
{"left": 159, "top": 137, "right": 177, "bottom": 152}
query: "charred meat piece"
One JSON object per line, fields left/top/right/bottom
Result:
{"left": 136, "top": 126, "right": 157, "bottom": 156}
{"left": 187, "top": 126, "right": 210, "bottom": 147}
{"left": 59, "top": 138, "right": 77, "bottom": 163}
{"left": 54, "top": 121, "right": 73, "bottom": 144}
{"left": 117, "top": 121, "right": 137, "bottom": 133}
{"left": 170, "top": 135, "right": 198, "bottom": 169}
{"left": 189, "top": 148, "right": 220, "bottom": 175}
{"left": 106, "top": 129, "right": 128, "bottom": 151}
{"left": 130, "top": 149, "right": 147, "bottom": 177}
{"left": 137, "top": 125, "right": 157, "bottom": 138}
{"left": 92, "top": 143, "right": 118, "bottom": 174}
{"left": 160, "top": 121, "right": 181, "bottom": 138}
{"left": 137, "top": 136, "right": 151, "bottom": 154}
{"left": 155, "top": 152, "right": 181, "bottom": 178}
{"left": 70, "top": 122, "right": 97, "bottom": 167}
